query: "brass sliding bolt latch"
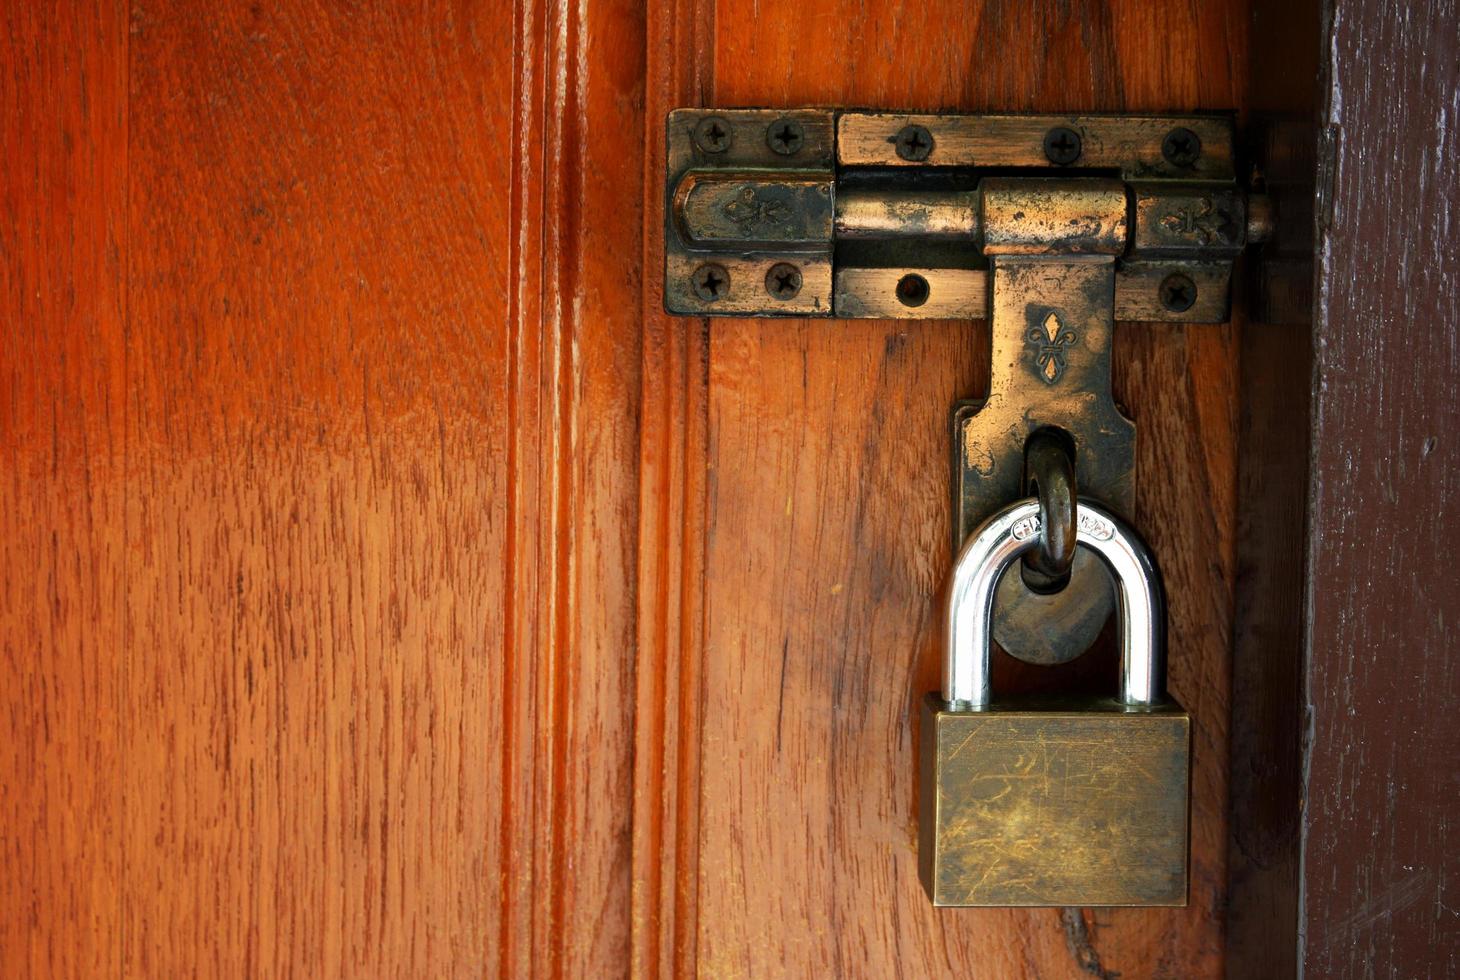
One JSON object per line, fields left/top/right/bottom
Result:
{"left": 663, "top": 110, "right": 1272, "bottom": 664}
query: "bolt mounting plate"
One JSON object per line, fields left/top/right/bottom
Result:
{"left": 665, "top": 109, "right": 1250, "bottom": 322}
{"left": 662, "top": 109, "right": 1256, "bottom": 665}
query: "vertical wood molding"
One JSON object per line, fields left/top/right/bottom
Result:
{"left": 510, "top": 0, "right": 647, "bottom": 974}
{"left": 631, "top": 0, "right": 713, "bottom": 976}
{"left": 505, "top": 0, "right": 546, "bottom": 969}
{"left": 502, "top": 0, "right": 550, "bottom": 972}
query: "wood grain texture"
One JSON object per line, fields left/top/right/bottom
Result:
{"left": 1226, "top": 0, "right": 1320, "bottom": 974}
{"left": 4, "top": 0, "right": 644, "bottom": 975}
{"left": 0, "top": 3, "right": 128, "bottom": 977}
{"left": 631, "top": 0, "right": 713, "bottom": 976}
{"left": 5, "top": 0, "right": 1344, "bottom": 974}
{"left": 1302, "top": 0, "right": 1460, "bottom": 974}
{"left": 630, "top": 1, "right": 1249, "bottom": 976}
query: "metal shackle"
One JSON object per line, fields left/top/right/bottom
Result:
{"left": 943, "top": 497, "right": 1167, "bottom": 708}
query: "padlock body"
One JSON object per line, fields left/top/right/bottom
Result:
{"left": 919, "top": 693, "right": 1189, "bottom": 907}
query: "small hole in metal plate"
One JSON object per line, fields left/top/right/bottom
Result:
{"left": 896, "top": 273, "right": 930, "bottom": 308}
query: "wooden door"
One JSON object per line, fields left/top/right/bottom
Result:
{"left": 637, "top": 3, "right": 1251, "bottom": 977}
{"left": 7, "top": 0, "right": 1452, "bottom": 978}
{"left": 5, "top": 1, "right": 642, "bottom": 975}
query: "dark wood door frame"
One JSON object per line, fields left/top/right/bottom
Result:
{"left": 1300, "top": 0, "right": 1460, "bottom": 975}
{"left": 1236, "top": 1, "right": 1460, "bottom": 976}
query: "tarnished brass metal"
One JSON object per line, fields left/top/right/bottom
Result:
{"left": 835, "top": 188, "right": 979, "bottom": 241}
{"left": 675, "top": 173, "right": 833, "bottom": 247}
{"left": 663, "top": 109, "right": 1264, "bottom": 663}
{"left": 1129, "top": 183, "right": 1247, "bottom": 257}
{"left": 1116, "top": 261, "right": 1232, "bottom": 321}
{"left": 834, "top": 267, "right": 986, "bottom": 318}
{"left": 1245, "top": 192, "right": 1277, "bottom": 245}
{"left": 981, "top": 178, "right": 1128, "bottom": 255}
{"left": 665, "top": 108, "right": 835, "bottom": 316}
{"left": 920, "top": 696, "right": 1191, "bottom": 906}
{"left": 664, "top": 110, "right": 1258, "bottom": 323}
{"left": 955, "top": 252, "right": 1134, "bottom": 660}
{"left": 837, "top": 112, "right": 1235, "bottom": 180}
{"left": 1021, "top": 430, "right": 1077, "bottom": 591}
{"left": 953, "top": 181, "right": 1135, "bottom": 658}
{"left": 832, "top": 265, "right": 1235, "bottom": 322}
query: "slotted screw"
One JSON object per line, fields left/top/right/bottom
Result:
{"left": 765, "top": 263, "right": 803, "bottom": 300}
{"left": 1043, "top": 126, "right": 1083, "bottom": 166}
{"left": 694, "top": 116, "right": 733, "bottom": 153}
{"left": 767, "top": 119, "right": 805, "bottom": 155}
{"left": 1162, "top": 127, "right": 1201, "bottom": 167}
{"left": 692, "top": 263, "right": 730, "bottom": 302}
{"left": 1159, "top": 272, "right": 1197, "bottom": 313}
{"left": 893, "top": 124, "right": 934, "bottom": 162}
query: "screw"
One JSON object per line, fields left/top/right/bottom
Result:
{"left": 1043, "top": 126, "right": 1082, "bottom": 166}
{"left": 1159, "top": 272, "right": 1197, "bottom": 313}
{"left": 893, "top": 124, "right": 934, "bottom": 162}
{"left": 1162, "top": 127, "right": 1201, "bottom": 168}
{"left": 692, "top": 263, "right": 730, "bottom": 302}
{"left": 767, "top": 119, "right": 804, "bottom": 155}
{"left": 694, "top": 116, "right": 733, "bottom": 153}
{"left": 765, "top": 263, "right": 803, "bottom": 300}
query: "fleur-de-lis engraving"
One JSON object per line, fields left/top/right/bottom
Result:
{"left": 722, "top": 185, "right": 791, "bottom": 235}
{"left": 1025, "top": 311, "right": 1077, "bottom": 384}
{"left": 1159, "top": 197, "right": 1238, "bottom": 245}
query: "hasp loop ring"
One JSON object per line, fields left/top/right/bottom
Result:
{"left": 1021, "top": 430, "right": 1077, "bottom": 592}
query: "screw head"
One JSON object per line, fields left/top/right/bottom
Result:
{"left": 1043, "top": 126, "right": 1083, "bottom": 166}
{"left": 692, "top": 263, "right": 730, "bottom": 302}
{"left": 765, "top": 263, "right": 803, "bottom": 300}
{"left": 893, "top": 124, "right": 934, "bottom": 162}
{"left": 1159, "top": 272, "right": 1197, "bottom": 313}
{"left": 766, "top": 119, "right": 805, "bottom": 155}
{"left": 1162, "top": 127, "right": 1201, "bottom": 168}
{"left": 694, "top": 116, "right": 733, "bottom": 153}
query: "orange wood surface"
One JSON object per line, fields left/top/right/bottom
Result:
{"left": 636, "top": 1, "right": 1247, "bottom": 977}
{"left": 4, "top": 0, "right": 1247, "bottom": 976}
{"left": 5, "top": 0, "right": 644, "bottom": 975}
{"left": 2, "top": 3, "right": 128, "bottom": 977}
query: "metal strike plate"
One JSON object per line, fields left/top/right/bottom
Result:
{"left": 663, "top": 109, "right": 1266, "bottom": 664}
{"left": 666, "top": 111, "right": 1258, "bottom": 321}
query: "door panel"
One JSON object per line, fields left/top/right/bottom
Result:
{"left": 4, "top": 0, "right": 644, "bottom": 975}
{"left": 123, "top": 4, "right": 515, "bottom": 972}
{"left": 638, "top": 0, "right": 1246, "bottom": 976}
{"left": 5, "top": 0, "right": 1277, "bottom": 977}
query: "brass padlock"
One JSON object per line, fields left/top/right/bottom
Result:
{"left": 919, "top": 497, "right": 1190, "bottom": 907}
